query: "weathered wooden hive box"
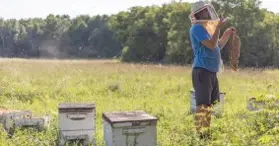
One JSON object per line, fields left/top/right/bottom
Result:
{"left": 58, "top": 103, "right": 95, "bottom": 146}
{"left": 102, "top": 110, "right": 158, "bottom": 146}
{"left": 190, "top": 90, "right": 226, "bottom": 115}
{"left": 0, "top": 108, "right": 50, "bottom": 134}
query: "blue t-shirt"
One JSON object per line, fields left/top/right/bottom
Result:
{"left": 189, "top": 24, "right": 221, "bottom": 73}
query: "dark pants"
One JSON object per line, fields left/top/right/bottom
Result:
{"left": 192, "top": 67, "right": 220, "bottom": 106}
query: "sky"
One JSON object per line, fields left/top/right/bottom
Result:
{"left": 0, "top": 0, "right": 278, "bottom": 20}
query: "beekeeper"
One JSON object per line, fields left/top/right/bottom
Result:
{"left": 189, "top": 0, "right": 236, "bottom": 139}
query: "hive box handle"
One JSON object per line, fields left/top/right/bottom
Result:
{"left": 67, "top": 114, "right": 86, "bottom": 120}
{"left": 122, "top": 128, "right": 146, "bottom": 134}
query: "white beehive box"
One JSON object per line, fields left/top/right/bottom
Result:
{"left": 58, "top": 103, "right": 96, "bottom": 146}
{"left": 102, "top": 110, "right": 158, "bottom": 146}
{"left": 190, "top": 90, "right": 226, "bottom": 116}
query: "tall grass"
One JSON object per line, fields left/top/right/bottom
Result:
{"left": 0, "top": 58, "right": 279, "bottom": 146}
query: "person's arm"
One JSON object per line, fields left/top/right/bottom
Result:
{"left": 200, "top": 26, "right": 220, "bottom": 50}
{"left": 219, "top": 27, "right": 236, "bottom": 49}
{"left": 192, "top": 18, "right": 227, "bottom": 50}
{"left": 218, "top": 35, "right": 229, "bottom": 49}
{"left": 192, "top": 24, "right": 217, "bottom": 49}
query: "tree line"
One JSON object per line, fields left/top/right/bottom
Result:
{"left": 0, "top": 0, "right": 278, "bottom": 67}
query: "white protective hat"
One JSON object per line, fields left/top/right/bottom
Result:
{"left": 189, "top": 0, "right": 219, "bottom": 23}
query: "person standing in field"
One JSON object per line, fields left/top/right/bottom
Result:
{"left": 189, "top": 1, "right": 236, "bottom": 139}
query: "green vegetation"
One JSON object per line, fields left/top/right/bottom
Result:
{"left": 0, "top": 0, "right": 278, "bottom": 67}
{"left": 0, "top": 59, "right": 279, "bottom": 145}
{"left": 0, "top": 0, "right": 279, "bottom": 145}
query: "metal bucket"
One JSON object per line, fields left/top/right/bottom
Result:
{"left": 190, "top": 90, "right": 226, "bottom": 116}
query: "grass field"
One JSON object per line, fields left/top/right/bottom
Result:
{"left": 0, "top": 58, "right": 279, "bottom": 146}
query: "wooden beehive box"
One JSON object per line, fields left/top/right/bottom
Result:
{"left": 58, "top": 103, "right": 96, "bottom": 146}
{"left": 0, "top": 108, "right": 50, "bottom": 134}
{"left": 102, "top": 110, "right": 158, "bottom": 146}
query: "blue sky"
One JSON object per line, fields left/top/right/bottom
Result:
{"left": 0, "top": 0, "right": 278, "bottom": 20}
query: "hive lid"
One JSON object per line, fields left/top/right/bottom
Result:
{"left": 102, "top": 110, "right": 157, "bottom": 124}
{"left": 58, "top": 103, "right": 95, "bottom": 109}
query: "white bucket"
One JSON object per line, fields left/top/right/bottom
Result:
{"left": 190, "top": 90, "right": 226, "bottom": 116}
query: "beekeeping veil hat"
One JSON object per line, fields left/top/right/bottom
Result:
{"left": 189, "top": 0, "right": 219, "bottom": 23}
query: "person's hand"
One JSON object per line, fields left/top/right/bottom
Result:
{"left": 217, "top": 17, "right": 228, "bottom": 28}
{"left": 224, "top": 27, "right": 237, "bottom": 37}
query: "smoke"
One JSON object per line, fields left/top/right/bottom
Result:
{"left": 38, "top": 40, "right": 60, "bottom": 58}
{"left": 38, "top": 40, "right": 64, "bottom": 58}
